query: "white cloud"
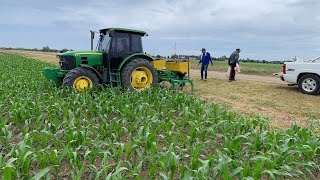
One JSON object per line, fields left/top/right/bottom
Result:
{"left": 0, "top": 0, "right": 319, "bottom": 59}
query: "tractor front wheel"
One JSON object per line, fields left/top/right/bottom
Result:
{"left": 121, "top": 59, "right": 158, "bottom": 91}
{"left": 63, "top": 68, "right": 100, "bottom": 91}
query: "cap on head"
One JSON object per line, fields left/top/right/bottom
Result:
{"left": 201, "top": 48, "right": 206, "bottom": 51}
{"left": 236, "top": 48, "right": 241, "bottom": 52}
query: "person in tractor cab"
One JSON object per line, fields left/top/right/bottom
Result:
{"left": 198, "top": 48, "right": 213, "bottom": 81}
{"left": 120, "top": 39, "right": 129, "bottom": 56}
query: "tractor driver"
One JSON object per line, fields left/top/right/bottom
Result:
{"left": 119, "top": 39, "right": 129, "bottom": 57}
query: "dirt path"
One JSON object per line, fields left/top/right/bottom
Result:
{"left": 0, "top": 50, "right": 59, "bottom": 64}
{"left": 189, "top": 69, "right": 286, "bottom": 84}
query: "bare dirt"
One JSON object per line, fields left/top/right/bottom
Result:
{"left": 0, "top": 50, "right": 59, "bottom": 64}
{"left": 189, "top": 69, "right": 286, "bottom": 84}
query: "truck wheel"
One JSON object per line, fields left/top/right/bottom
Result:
{"left": 298, "top": 74, "right": 320, "bottom": 95}
{"left": 63, "top": 68, "right": 100, "bottom": 91}
{"left": 121, "top": 58, "right": 158, "bottom": 91}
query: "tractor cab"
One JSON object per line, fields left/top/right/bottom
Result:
{"left": 95, "top": 28, "right": 146, "bottom": 69}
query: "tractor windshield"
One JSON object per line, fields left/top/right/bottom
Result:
{"left": 97, "top": 33, "right": 111, "bottom": 52}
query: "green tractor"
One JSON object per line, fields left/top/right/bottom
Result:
{"left": 44, "top": 28, "right": 193, "bottom": 92}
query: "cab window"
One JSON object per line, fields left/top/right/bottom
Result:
{"left": 131, "top": 34, "right": 143, "bottom": 53}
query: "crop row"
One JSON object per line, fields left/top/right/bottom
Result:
{"left": 0, "top": 53, "right": 319, "bottom": 179}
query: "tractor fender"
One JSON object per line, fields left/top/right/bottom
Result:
{"left": 117, "top": 53, "right": 154, "bottom": 72}
{"left": 79, "top": 64, "right": 103, "bottom": 82}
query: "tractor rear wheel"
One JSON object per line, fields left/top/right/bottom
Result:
{"left": 63, "top": 68, "right": 100, "bottom": 91}
{"left": 121, "top": 58, "right": 158, "bottom": 91}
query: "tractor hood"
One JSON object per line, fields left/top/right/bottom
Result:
{"left": 59, "top": 50, "right": 102, "bottom": 56}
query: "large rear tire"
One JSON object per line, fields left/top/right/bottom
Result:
{"left": 121, "top": 59, "right": 158, "bottom": 91}
{"left": 63, "top": 68, "right": 100, "bottom": 92}
{"left": 298, "top": 74, "right": 320, "bottom": 95}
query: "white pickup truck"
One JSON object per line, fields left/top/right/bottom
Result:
{"left": 275, "top": 57, "right": 320, "bottom": 95}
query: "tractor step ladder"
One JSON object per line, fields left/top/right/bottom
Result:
{"left": 109, "top": 70, "right": 121, "bottom": 87}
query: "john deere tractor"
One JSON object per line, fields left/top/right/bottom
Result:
{"left": 44, "top": 28, "right": 193, "bottom": 92}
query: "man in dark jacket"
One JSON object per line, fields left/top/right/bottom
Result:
{"left": 228, "top": 48, "right": 241, "bottom": 81}
{"left": 198, "top": 48, "right": 213, "bottom": 81}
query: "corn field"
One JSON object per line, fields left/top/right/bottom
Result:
{"left": 0, "top": 53, "right": 319, "bottom": 179}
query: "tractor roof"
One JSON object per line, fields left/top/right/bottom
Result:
{"left": 99, "top": 28, "right": 147, "bottom": 36}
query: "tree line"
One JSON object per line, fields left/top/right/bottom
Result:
{"left": 0, "top": 46, "right": 72, "bottom": 53}
{"left": 1, "top": 46, "right": 286, "bottom": 64}
{"left": 155, "top": 54, "right": 286, "bottom": 64}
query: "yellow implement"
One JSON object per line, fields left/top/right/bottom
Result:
{"left": 165, "top": 60, "right": 189, "bottom": 74}
{"left": 151, "top": 59, "right": 165, "bottom": 70}
{"left": 155, "top": 59, "right": 193, "bottom": 93}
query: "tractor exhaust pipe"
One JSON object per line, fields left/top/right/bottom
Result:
{"left": 90, "top": 30, "right": 95, "bottom": 51}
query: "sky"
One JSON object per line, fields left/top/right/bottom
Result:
{"left": 0, "top": 0, "right": 319, "bottom": 61}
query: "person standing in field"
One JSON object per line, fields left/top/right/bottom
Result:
{"left": 198, "top": 48, "right": 213, "bottom": 81}
{"left": 228, "top": 48, "right": 241, "bottom": 82}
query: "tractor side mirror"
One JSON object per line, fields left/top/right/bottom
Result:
{"left": 109, "top": 29, "right": 115, "bottom": 37}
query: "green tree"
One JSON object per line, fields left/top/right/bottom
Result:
{"left": 42, "top": 46, "right": 50, "bottom": 52}
{"left": 220, "top": 55, "right": 228, "bottom": 61}
{"left": 171, "top": 54, "right": 178, "bottom": 59}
